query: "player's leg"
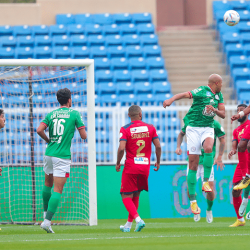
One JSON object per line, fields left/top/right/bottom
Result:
{"left": 239, "top": 185, "right": 250, "bottom": 217}
{"left": 42, "top": 174, "right": 53, "bottom": 219}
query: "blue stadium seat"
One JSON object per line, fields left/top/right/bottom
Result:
{"left": 237, "top": 10, "right": 250, "bottom": 21}
{"left": 120, "top": 24, "right": 137, "bottom": 35}
{"left": 105, "top": 35, "right": 123, "bottom": 47}
{"left": 236, "top": 80, "right": 250, "bottom": 93}
{"left": 34, "top": 35, "right": 52, "bottom": 47}
{"left": 213, "top": 1, "right": 230, "bottom": 12}
{"left": 129, "top": 57, "right": 146, "bottom": 70}
{"left": 225, "top": 44, "right": 244, "bottom": 58}
{"left": 100, "top": 94, "right": 119, "bottom": 106}
{"left": 98, "top": 83, "right": 116, "bottom": 95}
{"left": 222, "top": 32, "right": 240, "bottom": 48}
{"left": 232, "top": 68, "right": 250, "bottom": 83}
{"left": 137, "top": 24, "right": 155, "bottom": 35}
{"left": 13, "top": 25, "right": 31, "bottom": 37}
{"left": 137, "top": 93, "right": 154, "bottom": 105}
{"left": 67, "top": 24, "right": 84, "bottom": 36}
{"left": 134, "top": 82, "right": 152, "bottom": 94}
{"left": 116, "top": 82, "right": 134, "bottom": 95}
{"left": 95, "top": 58, "right": 111, "bottom": 70}
{"left": 71, "top": 46, "right": 89, "bottom": 58}
{"left": 74, "top": 13, "right": 92, "bottom": 24}
{"left": 113, "top": 13, "right": 132, "bottom": 25}
{"left": 229, "top": 56, "right": 248, "bottom": 70}
{"left": 110, "top": 58, "right": 128, "bottom": 70}
{"left": 153, "top": 82, "right": 171, "bottom": 94}
{"left": 244, "top": 44, "right": 250, "bottom": 56}
{"left": 239, "top": 91, "right": 250, "bottom": 102}
{"left": 150, "top": 69, "right": 168, "bottom": 82}
{"left": 155, "top": 93, "right": 172, "bottom": 103}
{"left": 140, "top": 34, "right": 158, "bottom": 46}
{"left": 230, "top": 1, "right": 248, "bottom": 10}
{"left": 34, "top": 46, "right": 52, "bottom": 59}
{"left": 102, "top": 24, "right": 120, "bottom": 36}
{"left": 52, "top": 46, "right": 71, "bottom": 59}
{"left": 52, "top": 35, "right": 70, "bottom": 47}
{"left": 237, "top": 21, "right": 250, "bottom": 33}
{"left": 96, "top": 70, "right": 113, "bottom": 83}
{"left": 15, "top": 47, "right": 33, "bottom": 59}
{"left": 90, "top": 46, "right": 107, "bottom": 58}
{"left": 215, "top": 10, "right": 228, "bottom": 24}
{"left": 0, "top": 47, "right": 14, "bottom": 59}
{"left": 240, "top": 33, "right": 250, "bottom": 45}
{"left": 144, "top": 45, "right": 161, "bottom": 57}
{"left": 56, "top": 14, "right": 75, "bottom": 25}
{"left": 146, "top": 57, "right": 164, "bottom": 70}
{"left": 88, "top": 35, "right": 105, "bottom": 47}
{"left": 85, "top": 24, "right": 102, "bottom": 36}
{"left": 123, "top": 35, "right": 140, "bottom": 46}
{"left": 49, "top": 25, "right": 67, "bottom": 36}
{"left": 0, "top": 26, "right": 13, "bottom": 36}
{"left": 131, "top": 70, "right": 149, "bottom": 82}
{"left": 70, "top": 35, "right": 87, "bottom": 47}
{"left": 114, "top": 70, "right": 131, "bottom": 83}
{"left": 92, "top": 13, "right": 113, "bottom": 25}
{"left": 218, "top": 22, "right": 238, "bottom": 35}
{"left": 107, "top": 46, "right": 125, "bottom": 58}
{"left": 119, "top": 94, "right": 137, "bottom": 106}
{"left": 132, "top": 13, "right": 152, "bottom": 24}
{"left": 126, "top": 46, "right": 143, "bottom": 58}
{"left": 32, "top": 25, "right": 49, "bottom": 36}
{"left": 0, "top": 36, "right": 16, "bottom": 47}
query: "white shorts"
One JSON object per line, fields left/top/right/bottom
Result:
{"left": 186, "top": 126, "right": 214, "bottom": 155}
{"left": 43, "top": 156, "right": 71, "bottom": 178}
{"left": 187, "top": 164, "right": 215, "bottom": 182}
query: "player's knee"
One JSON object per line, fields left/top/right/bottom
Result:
{"left": 204, "top": 146, "right": 213, "bottom": 153}
{"left": 232, "top": 189, "right": 241, "bottom": 197}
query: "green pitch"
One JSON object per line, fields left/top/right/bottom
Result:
{"left": 1, "top": 218, "right": 250, "bottom": 250}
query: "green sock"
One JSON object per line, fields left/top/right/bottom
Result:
{"left": 187, "top": 169, "right": 197, "bottom": 201}
{"left": 42, "top": 186, "right": 52, "bottom": 212}
{"left": 45, "top": 192, "right": 61, "bottom": 221}
{"left": 244, "top": 185, "right": 250, "bottom": 199}
{"left": 203, "top": 152, "right": 213, "bottom": 181}
{"left": 207, "top": 199, "right": 213, "bottom": 211}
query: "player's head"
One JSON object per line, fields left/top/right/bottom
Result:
{"left": 57, "top": 88, "right": 72, "bottom": 107}
{"left": 128, "top": 105, "right": 142, "bottom": 121}
{"left": 208, "top": 74, "right": 223, "bottom": 93}
{"left": 0, "top": 109, "right": 5, "bottom": 129}
{"left": 237, "top": 104, "right": 248, "bottom": 123}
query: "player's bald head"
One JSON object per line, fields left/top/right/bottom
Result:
{"left": 208, "top": 74, "right": 223, "bottom": 93}
{"left": 208, "top": 74, "right": 222, "bottom": 84}
{"left": 128, "top": 105, "right": 142, "bottom": 120}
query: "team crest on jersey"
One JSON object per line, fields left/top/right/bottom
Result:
{"left": 206, "top": 91, "right": 211, "bottom": 97}
{"left": 215, "top": 95, "right": 219, "bottom": 100}
{"left": 191, "top": 147, "right": 196, "bottom": 152}
{"left": 130, "top": 126, "right": 148, "bottom": 134}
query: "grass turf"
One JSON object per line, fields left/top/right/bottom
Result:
{"left": 0, "top": 218, "right": 250, "bottom": 250}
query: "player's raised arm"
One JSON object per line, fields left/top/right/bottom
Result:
{"left": 176, "top": 131, "right": 185, "bottom": 155}
{"left": 231, "top": 105, "right": 250, "bottom": 123}
{"left": 153, "top": 138, "right": 161, "bottom": 171}
{"left": 163, "top": 92, "right": 191, "bottom": 108}
{"left": 37, "top": 122, "right": 49, "bottom": 143}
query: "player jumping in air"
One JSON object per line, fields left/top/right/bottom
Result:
{"left": 176, "top": 119, "right": 225, "bottom": 223}
{"left": 37, "top": 88, "right": 87, "bottom": 233}
{"left": 163, "top": 74, "right": 225, "bottom": 215}
{"left": 229, "top": 104, "right": 250, "bottom": 226}
{"left": 116, "top": 105, "right": 161, "bottom": 232}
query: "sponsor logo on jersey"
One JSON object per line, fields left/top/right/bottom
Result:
{"left": 191, "top": 147, "right": 196, "bottom": 152}
{"left": 130, "top": 126, "right": 148, "bottom": 134}
{"left": 210, "top": 99, "right": 215, "bottom": 104}
{"left": 206, "top": 91, "right": 212, "bottom": 97}
{"left": 120, "top": 133, "right": 123, "bottom": 138}
{"left": 215, "top": 95, "right": 219, "bottom": 100}
{"left": 134, "top": 157, "right": 149, "bottom": 165}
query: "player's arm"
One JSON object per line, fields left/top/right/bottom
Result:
{"left": 153, "top": 138, "right": 161, "bottom": 171}
{"left": 176, "top": 131, "right": 185, "bottom": 155}
{"left": 78, "top": 127, "right": 87, "bottom": 139}
{"left": 214, "top": 135, "right": 226, "bottom": 170}
{"left": 163, "top": 92, "right": 191, "bottom": 108}
{"left": 228, "top": 140, "right": 238, "bottom": 159}
{"left": 0, "top": 167, "right": 2, "bottom": 176}
{"left": 116, "top": 141, "right": 126, "bottom": 172}
{"left": 206, "top": 104, "right": 226, "bottom": 119}
{"left": 231, "top": 105, "right": 250, "bottom": 122}
{"left": 37, "top": 123, "right": 49, "bottom": 143}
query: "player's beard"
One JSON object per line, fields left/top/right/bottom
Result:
{"left": 238, "top": 116, "right": 247, "bottom": 123}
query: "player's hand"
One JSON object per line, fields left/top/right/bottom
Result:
{"left": 163, "top": 99, "right": 172, "bottom": 108}
{"left": 231, "top": 114, "right": 240, "bottom": 124}
{"left": 175, "top": 147, "right": 182, "bottom": 155}
{"left": 206, "top": 105, "right": 216, "bottom": 113}
{"left": 228, "top": 150, "right": 237, "bottom": 159}
{"left": 214, "top": 158, "right": 225, "bottom": 171}
{"left": 154, "top": 162, "right": 160, "bottom": 171}
{"left": 0, "top": 167, "right": 2, "bottom": 176}
{"left": 115, "top": 164, "right": 121, "bottom": 172}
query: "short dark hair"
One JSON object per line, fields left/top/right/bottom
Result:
{"left": 57, "top": 88, "right": 71, "bottom": 105}
{"left": 237, "top": 104, "right": 248, "bottom": 109}
{"left": 128, "top": 105, "right": 142, "bottom": 116}
{"left": 0, "top": 109, "right": 4, "bottom": 116}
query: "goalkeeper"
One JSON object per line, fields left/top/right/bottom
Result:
{"left": 37, "top": 88, "right": 87, "bottom": 233}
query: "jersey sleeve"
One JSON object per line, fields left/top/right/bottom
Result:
{"left": 214, "top": 120, "right": 225, "bottom": 138}
{"left": 189, "top": 86, "right": 203, "bottom": 99}
{"left": 232, "top": 129, "right": 238, "bottom": 142}
{"left": 75, "top": 111, "right": 85, "bottom": 130}
{"left": 41, "top": 113, "right": 49, "bottom": 128}
{"left": 152, "top": 126, "right": 159, "bottom": 141}
{"left": 119, "top": 127, "right": 128, "bottom": 141}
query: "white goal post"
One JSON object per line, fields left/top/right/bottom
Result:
{"left": 0, "top": 59, "right": 97, "bottom": 226}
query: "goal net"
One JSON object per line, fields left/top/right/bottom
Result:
{"left": 0, "top": 59, "right": 97, "bottom": 226}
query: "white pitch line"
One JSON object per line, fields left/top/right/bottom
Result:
{"left": 1, "top": 233, "right": 250, "bottom": 243}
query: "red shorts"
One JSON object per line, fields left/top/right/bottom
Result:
{"left": 120, "top": 172, "right": 148, "bottom": 194}
{"left": 233, "top": 163, "right": 247, "bottom": 184}
{"left": 242, "top": 125, "right": 250, "bottom": 141}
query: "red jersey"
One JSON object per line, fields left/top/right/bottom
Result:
{"left": 233, "top": 120, "right": 250, "bottom": 143}
{"left": 119, "top": 120, "right": 159, "bottom": 176}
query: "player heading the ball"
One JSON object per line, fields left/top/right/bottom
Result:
{"left": 163, "top": 74, "right": 225, "bottom": 215}
{"left": 116, "top": 105, "right": 161, "bottom": 232}
{"left": 37, "top": 88, "right": 87, "bottom": 233}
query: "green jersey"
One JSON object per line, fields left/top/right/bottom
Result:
{"left": 181, "top": 118, "right": 225, "bottom": 165}
{"left": 186, "top": 86, "right": 224, "bottom": 128}
{"left": 41, "top": 107, "right": 85, "bottom": 159}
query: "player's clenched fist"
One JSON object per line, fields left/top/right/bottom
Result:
{"left": 116, "top": 164, "right": 121, "bottom": 172}
{"left": 228, "top": 149, "right": 237, "bottom": 159}
{"left": 154, "top": 162, "right": 160, "bottom": 171}
{"left": 175, "top": 147, "right": 182, "bottom": 155}
{"left": 231, "top": 114, "right": 240, "bottom": 123}
{"left": 163, "top": 99, "right": 173, "bottom": 108}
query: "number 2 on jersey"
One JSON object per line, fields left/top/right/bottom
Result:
{"left": 136, "top": 140, "right": 145, "bottom": 157}
{"left": 53, "top": 119, "right": 65, "bottom": 136}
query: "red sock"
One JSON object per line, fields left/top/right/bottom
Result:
{"left": 233, "top": 196, "right": 243, "bottom": 219}
{"left": 238, "top": 151, "right": 247, "bottom": 177}
{"left": 128, "top": 197, "right": 140, "bottom": 222}
{"left": 123, "top": 197, "right": 139, "bottom": 221}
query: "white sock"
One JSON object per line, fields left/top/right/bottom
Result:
{"left": 243, "top": 197, "right": 249, "bottom": 204}
{"left": 135, "top": 216, "right": 141, "bottom": 223}
{"left": 246, "top": 174, "right": 250, "bottom": 178}
{"left": 124, "top": 221, "right": 132, "bottom": 229}
{"left": 190, "top": 200, "right": 197, "bottom": 204}
{"left": 238, "top": 217, "right": 245, "bottom": 222}
{"left": 44, "top": 219, "right": 51, "bottom": 226}
{"left": 43, "top": 211, "right": 47, "bottom": 220}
